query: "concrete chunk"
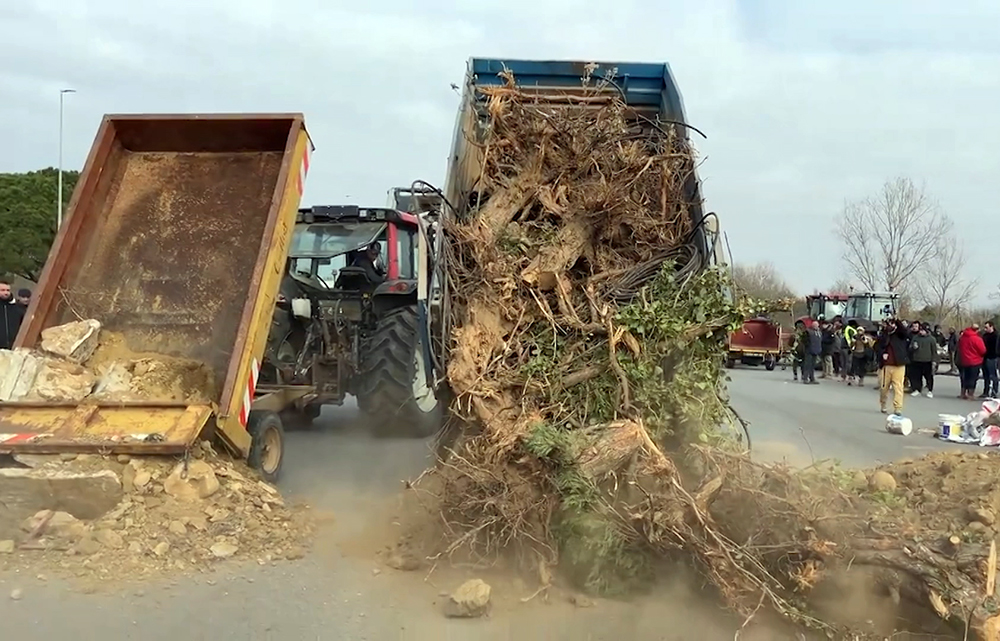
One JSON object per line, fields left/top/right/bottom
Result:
{"left": 91, "top": 361, "right": 134, "bottom": 401}
{"left": 39, "top": 319, "right": 101, "bottom": 364}
{"left": 25, "top": 359, "right": 96, "bottom": 402}
{"left": 0, "top": 348, "right": 43, "bottom": 402}
{"left": 0, "top": 468, "right": 122, "bottom": 539}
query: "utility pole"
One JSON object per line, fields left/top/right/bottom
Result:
{"left": 58, "top": 88, "right": 76, "bottom": 229}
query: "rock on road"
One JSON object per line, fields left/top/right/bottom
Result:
{"left": 0, "top": 369, "right": 988, "bottom": 640}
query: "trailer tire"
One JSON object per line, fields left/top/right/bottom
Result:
{"left": 357, "top": 306, "right": 442, "bottom": 439}
{"left": 247, "top": 410, "right": 285, "bottom": 484}
{"left": 765, "top": 360, "right": 776, "bottom": 371}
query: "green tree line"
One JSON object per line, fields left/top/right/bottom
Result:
{"left": 0, "top": 168, "right": 79, "bottom": 282}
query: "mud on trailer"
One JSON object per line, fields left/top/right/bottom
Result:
{"left": 0, "top": 114, "right": 314, "bottom": 482}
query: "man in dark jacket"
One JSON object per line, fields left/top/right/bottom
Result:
{"left": 909, "top": 325, "right": 937, "bottom": 398}
{"left": 0, "top": 280, "right": 26, "bottom": 350}
{"left": 982, "top": 321, "right": 998, "bottom": 398}
{"left": 803, "top": 321, "right": 822, "bottom": 384}
{"left": 947, "top": 327, "right": 959, "bottom": 374}
{"left": 876, "top": 318, "right": 910, "bottom": 415}
{"left": 351, "top": 243, "right": 386, "bottom": 284}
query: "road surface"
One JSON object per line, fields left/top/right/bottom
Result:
{"left": 0, "top": 369, "right": 986, "bottom": 640}
{"left": 729, "top": 365, "right": 975, "bottom": 467}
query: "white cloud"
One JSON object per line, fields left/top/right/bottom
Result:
{"left": 2, "top": 0, "right": 998, "bottom": 302}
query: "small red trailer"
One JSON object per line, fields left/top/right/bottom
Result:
{"left": 727, "top": 317, "right": 782, "bottom": 371}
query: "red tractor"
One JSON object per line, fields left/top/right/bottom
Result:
{"left": 261, "top": 202, "right": 448, "bottom": 438}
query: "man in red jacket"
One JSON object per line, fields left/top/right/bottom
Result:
{"left": 957, "top": 324, "right": 987, "bottom": 399}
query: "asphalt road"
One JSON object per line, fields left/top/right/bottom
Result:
{"left": 729, "top": 364, "right": 977, "bottom": 468}
{"left": 1, "top": 369, "right": 988, "bottom": 640}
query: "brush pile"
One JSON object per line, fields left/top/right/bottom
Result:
{"left": 408, "top": 70, "right": 1000, "bottom": 640}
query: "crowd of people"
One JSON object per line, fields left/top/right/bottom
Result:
{"left": 789, "top": 315, "right": 998, "bottom": 416}
{"left": 0, "top": 279, "right": 31, "bottom": 350}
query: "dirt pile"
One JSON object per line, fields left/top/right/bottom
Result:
{"left": 0, "top": 320, "right": 214, "bottom": 403}
{"left": 0, "top": 442, "right": 312, "bottom": 581}
{"left": 406, "top": 69, "right": 1000, "bottom": 640}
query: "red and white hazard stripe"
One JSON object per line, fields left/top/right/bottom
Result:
{"left": 295, "top": 143, "right": 311, "bottom": 196}
{"left": 238, "top": 357, "right": 260, "bottom": 428}
{"left": 0, "top": 433, "right": 42, "bottom": 445}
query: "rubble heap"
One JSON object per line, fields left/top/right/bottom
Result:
{"left": 408, "top": 71, "right": 1000, "bottom": 640}
{"left": 0, "top": 319, "right": 215, "bottom": 403}
{"left": 0, "top": 442, "right": 313, "bottom": 581}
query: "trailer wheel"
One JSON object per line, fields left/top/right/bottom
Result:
{"left": 764, "top": 359, "right": 776, "bottom": 371}
{"left": 247, "top": 410, "right": 285, "bottom": 483}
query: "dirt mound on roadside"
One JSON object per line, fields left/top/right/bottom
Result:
{"left": 0, "top": 442, "right": 313, "bottom": 584}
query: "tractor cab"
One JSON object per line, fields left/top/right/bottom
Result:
{"left": 843, "top": 291, "right": 898, "bottom": 330}
{"left": 806, "top": 293, "right": 848, "bottom": 323}
{"left": 287, "top": 206, "right": 420, "bottom": 303}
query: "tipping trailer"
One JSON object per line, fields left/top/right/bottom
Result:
{"left": 1, "top": 114, "right": 313, "bottom": 481}
{"left": 444, "top": 58, "right": 719, "bottom": 267}
{"left": 394, "top": 59, "right": 724, "bottom": 457}
{"left": 726, "top": 318, "right": 782, "bottom": 370}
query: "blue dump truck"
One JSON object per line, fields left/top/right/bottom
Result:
{"left": 386, "top": 58, "right": 722, "bottom": 432}
{"left": 442, "top": 57, "right": 719, "bottom": 266}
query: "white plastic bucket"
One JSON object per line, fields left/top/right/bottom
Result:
{"left": 938, "top": 414, "right": 964, "bottom": 438}
{"left": 885, "top": 414, "right": 913, "bottom": 436}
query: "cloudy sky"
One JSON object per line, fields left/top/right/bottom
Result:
{"left": 2, "top": 0, "right": 998, "bottom": 301}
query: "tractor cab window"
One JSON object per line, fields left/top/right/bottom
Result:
{"left": 289, "top": 221, "right": 388, "bottom": 289}
{"left": 289, "top": 221, "right": 387, "bottom": 259}
{"left": 844, "top": 296, "right": 870, "bottom": 321}
{"left": 395, "top": 226, "right": 416, "bottom": 279}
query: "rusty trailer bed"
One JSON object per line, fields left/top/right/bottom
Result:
{"left": 1, "top": 114, "right": 313, "bottom": 457}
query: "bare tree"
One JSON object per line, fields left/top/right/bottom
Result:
{"left": 828, "top": 278, "right": 855, "bottom": 293}
{"left": 732, "top": 261, "right": 795, "bottom": 300}
{"left": 837, "top": 177, "right": 950, "bottom": 291}
{"left": 914, "top": 231, "right": 979, "bottom": 322}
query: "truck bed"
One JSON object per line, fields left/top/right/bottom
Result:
{"left": 445, "top": 58, "right": 713, "bottom": 262}
{"left": 3, "top": 114, "right": 312, "bottom": 455}
{"left": 729, "top": 319, "right": 782, "bottom": 353}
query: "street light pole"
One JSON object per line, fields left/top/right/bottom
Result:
{"left": 58, "top": 88, "right": 76, "bottom": 229}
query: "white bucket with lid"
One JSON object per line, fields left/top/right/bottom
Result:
{"left": 938, "top": 414, "right": 964, "bottom": 438}
{"left": 885, "top": 414, "right": 913, "bottom": 436}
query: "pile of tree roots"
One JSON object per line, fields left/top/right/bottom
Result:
{"left": 421, "top": 71, "right": 997, "bottom": 640}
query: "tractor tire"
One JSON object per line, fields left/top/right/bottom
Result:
{"left": 357, "top": 306, "right": 442, "bottom": 439}
{"left": 247, "top": 410, "right": 285, "bottom": 484}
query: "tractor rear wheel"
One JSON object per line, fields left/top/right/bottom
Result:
{"left": 357, "top": 306, "right": 442, "bottom": 438}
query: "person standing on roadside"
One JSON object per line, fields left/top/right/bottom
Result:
{"left": 909, "top": 325, "right": 937, "bottom": 398}
{"left": 876, "top": 318, "right": 910, "bottom": 415}
{"left": 820, "top": 321, "right": 835, "bottom": 379}
{"left": 15, "top": 289, "right": 30, "bottom": 309}
{"left": 957, "top": 324, "right": 987, "bottom": 400}
{"left": 841, "top": 320, "right": 857, "bottom": 383}
{"left": 803, "top": 320, "right": 821, "bottom": 385}
{"left": 0, "top": 280, "right": 26, "bottom": 350}
{"left": 981, "top": 321, "right": 998, "bottom": 398}
{"left": 849, "top": 327, "right": 871, "bottom": 387}
{"left": 791, "top": 320, "right": 806, "bottom": 382}
{"left": 934, "top": 325, "right": 946, "bottom": 348}
{"left": 947, "top": 327, "right": 959, "bottom": 374}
